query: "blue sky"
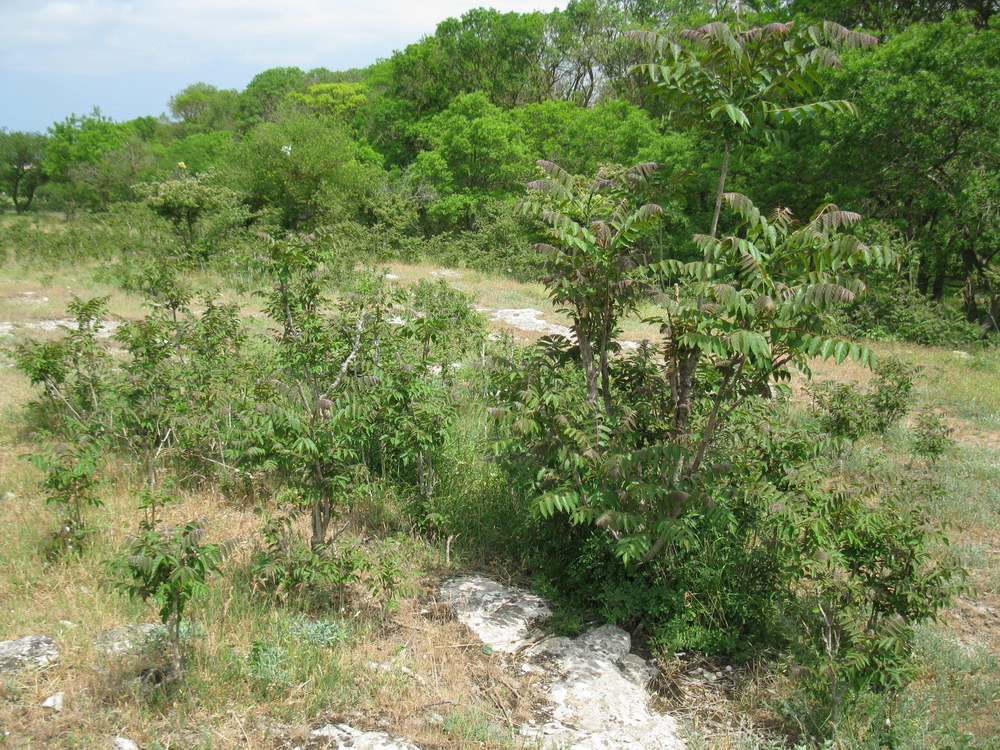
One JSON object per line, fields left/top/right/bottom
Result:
{"left": 0, "top": 0, "right": 560, "bottom": 133}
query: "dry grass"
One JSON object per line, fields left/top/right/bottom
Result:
{"left": 2, "top": 257, "right": 999, "bottom": 749}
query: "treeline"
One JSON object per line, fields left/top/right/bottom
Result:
{"left": 1, "top": 0, "right": 997, "bottom": 336}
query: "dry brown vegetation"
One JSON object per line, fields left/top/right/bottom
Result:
{"left": 1, "top": 262, "right": 998, "bottom": 749}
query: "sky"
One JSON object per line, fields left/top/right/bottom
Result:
{"left": 0, "top": 0, "right": 562, "bottom": 133}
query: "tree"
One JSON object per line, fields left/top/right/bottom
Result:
{"left": 285, "top": 83, "right": 367, "bottom": 124}
{"left": 237, "top": 67, "right": 308, "bottom": 129}
{"left": 110, "top": 521, "right": 223, "bottom": 676}
{"left": 44, "top": 108, "right": 135, "bottom": 179}
{"left": 43, "top": 108, "right": 141, "bottom": 208}
{"left": 410, "top": 93, "right": 534, "bottom": 231}
{"left": 135, "top": 175, "right": 245, "bottom": 251}
{"left": 808, "top": 17, "right": 1000, "bottom": 327}
{"left": 523, "top": 159, "right": 664, "bottom": 412}
{"left": 509, "top": 186, "right": 892, "bottom": 564}
{"left": 69, "top": 134, "right": 159, "bottom": 206}
{"left": 163, "top": 131, "right": 236, "bottom": 174}
{"left": 0, "top": 130, "right": 47, "bottom": 212}
{"left": 232, "top": 112, "right": 383, "bottom": 228}
{"left": 781, "top": 0, "right": 994, "bottom": 31}
{"left": 630, "top": 20, "right": 878, "bottom": 238}
{"left": 168, "top": 82, "right": 239, "bottom": 132}
{"left": 512, "top": 98, "right": 695, "bottom": 177}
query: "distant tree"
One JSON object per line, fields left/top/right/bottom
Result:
{"left": 371, "top": 7, "right": 548, "bottom": 129}
{"left": 168, "top": 83, "right": 239, "bottom": 131}
{"left": 410, "top": 93, "right": 534, "bottom": 231}
{"left": 512, "top": 98, "right": 695, "bottom": 177}
{"left": 813, "top": 17, "right": 1000, "bottom": 326}
{"left": 68, "top": 135, "right": 158, "bottom": 206}
{"left": 163, "top": 131, "right": 235, "bottom": 174}
{"left": 780, "top": 0, "right": 994, "bottom": 31}
{"left": 44, "top": 108, "right": 135, "bottom": 180}
{"left": 285, "top": 83, "right": 367, "bottom": 123}
{"left": 0, "top": 130, "right": 48, "bottom": 212}
{"left": 126, "top": 115, "right": 163, "bottom": 142}
{"left": 135, "top": 174, "right": 245, "bottom": 251}
{"left": 237, "top": 67, "right": 307, "bottom": 129}
{"left": 232, "top": 112, "right": 382, "bottom": 228}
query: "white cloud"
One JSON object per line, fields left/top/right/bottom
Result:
{"left": 0, "top": 0, "right": 561, "bottom": 76}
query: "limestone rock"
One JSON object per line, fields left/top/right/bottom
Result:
{"left": 309, "top": 724, "right": 422, "bottom": 749}
{"left": 112, "top": 738, "right": 139, "bottom": 750}
{"left": 440, "top": 576, "right": 685, "bottom": 749}
{"left": 526, "top": 624, "right": 683, "bottom": 749}
{"left": 491, "top": 308, "right": 572, "bottom": 338}
{"left": 0, "top": 635, "right": 59, "bottom": 672}
{"left": 41, "top": 691, "right": 64, "bottom": 712}
{"left": 94, "top": 623, "right": 167, "bottom": 656}
{"left": 438, "top": 575, "right": 552, "bottom": 653}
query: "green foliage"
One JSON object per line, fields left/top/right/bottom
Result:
{"left": 632, "top": 18, "right": 876, "bottom": 240}
{"left": 0, "top": 129, "right": 48, "bottom": 212}
{"left": 237, "top": 67, "right": 308, "bottom": 129}
{"left": 809, "top": 357, "right": 916, "bottom": 439}
{"left": 910, "top": 411, "right": 956, "bottom": 464}
{"left": 24, "top": 442, "right": 102, "bottom": 555}
{"left": 411, "top": 93, "right": 533, "bottom": 232}
{"left": 244, "top": 639, "right": 292, "bottom": 690}
{"left": 774, "top": 16, "right": 1000, "bottom": 332}
{"left": 162, "top": 131, "right": 236, "bottom": 174}
{"left": 250, "top": 515, "right": 353, "bottom": 597}
{"left": 231, "top": 113, "right": 383, "bottom": 228}
{"left": 109, "top": 521, "right": 223, "bottom": 672}
{"left": 830, "top": 282, "right": 986, "bottom": 346}
{"left": 250, "top": 515, "right": 405, "bottom": 609}
{"left": 630, "top": 20, "right": 876, "bottom": 143}
{"left": 287, "top": 616, "right": 349, "bottom": 646}
{"left": 134, "top": 174, "right": 247, "bottom": 253}
{"left": 44, "top": 108, "right": 135, "bottom": 178}
{"left": 522, "top": 159, "right": 665, "bottom": 410}
{"left": 285, "top": 83, "right": 367, "bottom": 123}
{"left": 12, "top": 295, "right": 112, "bottom": 428}
{"left": 2, "top": 6, "right": 989, "bottom": 743}
{"left": 778, "top": 476, "right": 965, "bottom": 739}
{"left": 512, "top": 99, "right": 696, "bottom": 178}
{"left": 168, "top": 83, "right": 239, "bottom": 132}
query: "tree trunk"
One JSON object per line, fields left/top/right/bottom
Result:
{"left": 931, "top": 264, "right": 947, "bottom": 301}
{"left": 708, "top": 140, "right": 731, "bottom": 241}
{"left": 916, "top": 261, "right": 929, "bottom": 296}
{"left": 576, "top": 325, "right": 600, "bottom": 406}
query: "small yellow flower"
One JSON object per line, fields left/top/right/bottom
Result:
{"left": 177, "top": 162, "right": 187, "bottom": 169}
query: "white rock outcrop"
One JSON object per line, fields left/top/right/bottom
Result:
{"left": 439, "top": 575, "right": 553, "bottom": 653}
{"left": 0, "top": 635, "right": 59, "bottom": 672}
{"left": 491, "top": 308, "right": 572, "bottom": 338}
{"left": 41, "top": 691, "right": 64, "bottom": 712}
{"left": 440, "top": 576, "right": 685, "bottom": 750}
{"left": 309, "top": 724, "right": 422, "bottom": 749}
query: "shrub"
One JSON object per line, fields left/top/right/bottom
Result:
{"left": 24, "top": 442, "right": 102, "bottom": 555}
{"left": 250, "top": 515, "right": 405, "bottom": 609}
{"left": 829, "top": 286, "right": 982, "bottom": 346}
{"left": 910, "top": 411, "right": 956, "bottom": 464}
{"left": 109, "top": 521, "right": 224, "bottom": 675}
{"left": 808, "top": 357, "right": 916, "bottom": 439}
{"left": 778, "top": 476, "right": 965, "bottom": 740}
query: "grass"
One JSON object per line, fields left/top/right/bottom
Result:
{"left": 1, "top": 239, "right": 999, "bottom": 748}
{"left": 0, "top": 255, "right": 544, "bottom": 746}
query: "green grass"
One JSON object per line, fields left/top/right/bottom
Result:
{"left": 2, "top": 230, "right": 999, "bottom": 748}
